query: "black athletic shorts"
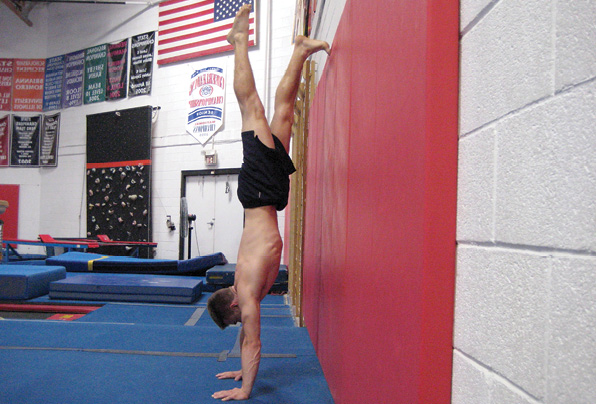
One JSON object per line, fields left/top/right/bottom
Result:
{"left": 237, "top": 130, "right": 296, "bottom": 211}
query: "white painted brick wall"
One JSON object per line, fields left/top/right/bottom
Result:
{"left": 459, "top": 0, "right": 553, "bottom": 135}
{"left": 0, "top": 0, "right": 297, "bottom": 260}
{"left": 456, "top": 0, "right": 596, "bottom": 403}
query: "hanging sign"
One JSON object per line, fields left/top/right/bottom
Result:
{"left": 0, "top": 115, "right": 9, "bottom": 167}
{"left": 12, "top": 59, "right": 45, "bottom": 112}
{"left": 84, "top": 44, "right": 107, "bottom": 104}
{"left": 10, "top": 114, "right": 40, "bottom": 167}
{"left": 106, "top": 39, "right": 128, "bottom": 100}
{"left": 40, "top": 113, "right": 60, "bottom": 167}
{"left": 187, "top": 64, "right": 226, "bottom": 145}
{"left": 129, "top": 32, "right": 154, "bottom": 97}
{"left": 62, "top": 50, "right": 85, "bottom": 109}
{"left": 43, "top": 55, "right": 65, "bottom": 111}
{"left": 0, "top": 59, "right": 13, "bottom": 111}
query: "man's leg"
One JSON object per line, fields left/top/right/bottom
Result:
{"left": 227, "top": 4, "right": 274, "bottom": 148}
{"left": 270, "top": 36, "right": 330, "bottom": 152}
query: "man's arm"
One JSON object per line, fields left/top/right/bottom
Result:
{"left": 212, "top": 298, "right": 261, "bottom": 401}
{"left": 238, "top": 300, "right": 261, "bottom": 396}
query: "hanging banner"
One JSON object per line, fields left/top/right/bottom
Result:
{"left": 62, "top": 50, "right": 85, "bottom": 109}
{"left": 0, "top": 115, "right": 9, "bottom": 167}
{"left": 106, "top": 39, "right": 128, "bottom": 100}
{"left": 0, "top": 59, "right": 13, "bottom": 111}
{"left": 129, "top": 32, "right": 154, "bottom": 97}
{"left": 10, "top": 115, "right": 40, "bottom": 167}
{"left": 187, "top": 64, "right": 226, "bottom": 145}
{"left": 84, "top": 44, "right": 107, "bottom": 104}
{"left": 40, "top": 113, "right": 60, "bottom": 167}
{"left": 43, "top": 55, "right": 65, "bottom": 111}
{"left": 12, "top": 59, "right": 45, "bottom": 112}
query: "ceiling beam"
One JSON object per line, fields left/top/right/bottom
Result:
{"left": 1, "top": 0, "right": 34, "bottom": 26}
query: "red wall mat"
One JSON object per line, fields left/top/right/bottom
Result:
{"left": 303, "top": 1, "right": 459, "bottom": 403}
{"left": 0, "top": 184, "right": 19, "bottom": 240}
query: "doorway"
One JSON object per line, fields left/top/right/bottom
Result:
{"left": 179, "top": 169, "right": 243, "bottom": 262}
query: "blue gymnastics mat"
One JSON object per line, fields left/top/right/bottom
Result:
{"left": 75, "top": 303, "right": 295, "bottom": 327}
{"left": 0, "top": 321, "right": 333, "bottom": 404}
{"left": 49, "top": 274, "right": 202, "bottom": 304}
{"left": 0, "top": 265, "right": 66, "bottom": 300}
{"left": 45, "top": 251, "right": 227, "bottom": 275}
{"left": 206, "top": 263, "right": 289, "bottom": 292}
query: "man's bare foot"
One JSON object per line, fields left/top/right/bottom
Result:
{"left": 227, "top": 4, "right": 251, "bottom": 45}
{"left": 295, "top": 35, "right": 331, "bottom": 56}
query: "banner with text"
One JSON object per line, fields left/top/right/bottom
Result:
{"left": 129, "top": 32, "right": 154, "bottom": 97}
{"left": 40, "top": 113, "right": 60, "bottom": 166}
{"left": 106, "top": 39, "right": 128, "bottom": 100}
{"left": 0, "top": 115, "right": 9, "bottom": 166}
{"left": 62, "top": 50, "right": 85, "bottom": 109}
{"left": 12, "top": 59, "right": 45, "bottom": 112}
{"left": 84, "top": 44, "right": 107, "bottom": 104}
{"left": 187, "top": 64, "right": 226, "bottom": 145}
{"left": 0, "top": 59, "right": 13, "bottom": 111}
{"left": 43, "top": 55, "right": 65, "bottom": 111}
{"left": 11, "top": 114, "right": 40, "bottom": 167}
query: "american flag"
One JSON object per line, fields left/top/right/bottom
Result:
{"left": 157, "top": 0, "right": 256, "bottom": 65}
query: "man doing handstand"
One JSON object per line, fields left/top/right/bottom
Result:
{"left": 207, "top": 4, "right": 330, "bottom": 402}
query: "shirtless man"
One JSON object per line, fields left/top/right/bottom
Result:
{"left": 207, "top": 4, "right": 330, "bottom": 402}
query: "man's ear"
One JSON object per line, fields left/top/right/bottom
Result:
{"left": 230, "top": 300, "right": 239, "bottom": 308}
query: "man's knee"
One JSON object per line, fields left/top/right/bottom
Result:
{"left": 274, "top": 103, "right": 294, "bottom": 125}
{"left": 241, "top": 94, "right": 266, "bottom": 121}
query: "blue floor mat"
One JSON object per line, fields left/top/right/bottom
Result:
{"left": 0, "top": 320, "right": 333, "bottom": 403}
{"left": 0, "top": 349, "right": 331, "bottom": 404}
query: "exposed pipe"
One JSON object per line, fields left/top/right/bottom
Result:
{"left": 25, "top": 0, "right": 157, "bottom": 4}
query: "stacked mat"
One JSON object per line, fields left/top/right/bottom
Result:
{"left": 49, "top": 274, "right": 203, "bottom": 304}
{"left": 206, "top": 263, "right": 289, "bottom": 293}
{"left": 0, "top": 265, "right": 66, "bottom": 300}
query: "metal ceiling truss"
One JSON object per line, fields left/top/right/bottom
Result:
{"left": 2, "top": 0, "right": 159, "bottom": 26}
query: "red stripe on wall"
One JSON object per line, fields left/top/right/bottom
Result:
{"left": 86, "top": 160, "right": 152, "bottom": 169}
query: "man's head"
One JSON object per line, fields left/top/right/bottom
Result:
{"left": 207, "top": 286, "right": 240, "bottom": 329}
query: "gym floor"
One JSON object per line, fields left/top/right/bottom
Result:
{"left": 0, "top": 277, "right": 333, "bottom": 404}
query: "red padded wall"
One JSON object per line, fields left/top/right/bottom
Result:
{"left": 302, "top": 1, "right": 459, "bottom": 403}
{"left": 0, "top": 184, "right": 19, "bottom": 240}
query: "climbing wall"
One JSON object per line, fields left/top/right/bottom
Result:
{"left": 86, "top": 106, "right": 152, "bottom": 247}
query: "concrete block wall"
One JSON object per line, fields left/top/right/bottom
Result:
{"left": 0, "top": 0, "right": 297, "bottom": 259}
{"left": 455, "top": 0, "right": 596, "bottom": 403}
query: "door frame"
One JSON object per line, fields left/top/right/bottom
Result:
{"left": 179, "top": 168, "right": 241, "bottom": 260}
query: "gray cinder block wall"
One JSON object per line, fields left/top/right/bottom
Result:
{"left": 454, "top": 0, "right": 596, "bottom": 403}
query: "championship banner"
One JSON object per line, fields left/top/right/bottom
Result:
{"left": 62, "top": 50, "right": 85, "bottom": 109}
{"left": 43, "top": 55, "right": 65, "bottom": 111}
{"left": 10, "top": 114, "right": 40, "bottom": 167}
{"left": 84, "top": 44, "right": 107, "bottom": 104}
{"left": 0, "top": 115, "right": 9, "bottom": 167}
{"left": 40, "top": 113, "right": 60, "bottom": 167}
{"left": 0, "top": 59, "right": 13, "bottom": 111}
{"left": 129, "top": 32, "right": 155, "bottom": 97}
{"left": 12, "top": 59, "right": 45, "bottom": 112}
{"left": 187, "top": 64, "right": 226, "bottom": 145}
{"left": 106, "top": 39, "right": 128, "bottom": 100}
